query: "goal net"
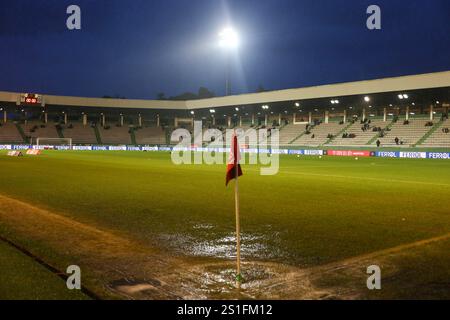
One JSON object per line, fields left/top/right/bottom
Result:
{"left": 36, "top": 137, "right": 73, "bottom": 150}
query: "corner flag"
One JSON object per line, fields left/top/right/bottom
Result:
{"left": 226, "top": 132, "right": 243, "bottom": 288}
{"left": 226, "top": 133, "right": 243, "bottom": 186}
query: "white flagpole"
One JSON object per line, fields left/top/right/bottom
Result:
{"left": 234, "top": 134, "right": 242, "bottom": 289}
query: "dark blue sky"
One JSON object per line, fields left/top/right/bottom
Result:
{"left": 1, "top": 0, "right": 449, "bottom": 99}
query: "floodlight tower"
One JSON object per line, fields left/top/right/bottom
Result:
{"left": 219, "top": 27, "right": 239, "bottom": 96}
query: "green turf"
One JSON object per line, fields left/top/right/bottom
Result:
{"left": 0, "top": 240, "right": 89, "bottom": 300}
{"left": 0, "top": 150, "right": 449, "bottom": 268}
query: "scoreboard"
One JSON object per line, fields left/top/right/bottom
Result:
{"left": 20, "top": 93, "right": 43, "bottom": 105}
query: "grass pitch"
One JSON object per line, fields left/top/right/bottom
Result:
{"left": 0, "top": 150, "right": 449, "bottom": 299}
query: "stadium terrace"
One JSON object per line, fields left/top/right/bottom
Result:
{"left": 0, "top": 70, "right": 449, "bottom": 149}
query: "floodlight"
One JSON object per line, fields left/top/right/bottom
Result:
{"left": 219, "top": 28, "right": 239, "bottom": 49}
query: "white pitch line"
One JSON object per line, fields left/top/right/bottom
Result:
{"left": 283, "top": 171, "right": 450, "bottom": 187}
{"left": 243, "top": 167, "right": 450, "bottom": 187}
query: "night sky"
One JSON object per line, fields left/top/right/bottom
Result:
{"left": 1, "top": 0, "right": 449, "bottom": 99}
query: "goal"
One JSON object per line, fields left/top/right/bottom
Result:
{"left": 36, "top": 137, "right": 73, "bottom": 149}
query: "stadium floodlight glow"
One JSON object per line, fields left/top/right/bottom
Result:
{"left": 398, "top": 94, "right": 408, "bottom": 99}
{"left": 436, "top": 101, "right": 440, "bottom": 104}
{"left": 261, "top": 105, "right": 269, "bottom": 110}
{"left": 295, "top": 102, "right": 300, "bottom": 107}
{"left": 331, "top": 99, "right": 340, "bottom": 104}
{"left": 364, "top": 96, "right": 370, "bottom": 102}
{"left": 219, "top": 27, "right": 239, "bottom": 49}
{"left": 209, "top": 109, "right": 215, "bottom": 113}
{"left": 235, "top": 107, "right": 239, "bottom": 111}
{"left": 190, "top": 111, "right": 195, "bottom": 115}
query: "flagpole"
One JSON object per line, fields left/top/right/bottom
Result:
{"left": 234, "top": 133, "right": 241, "bottom": 289}
{"left": 235, "top": 162, "right": 241, "bottom": 289}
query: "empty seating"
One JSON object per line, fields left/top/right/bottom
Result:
{"left": 0, "top": 122, "right": 23, "bottom": 143}
{"left": 63, "top": 123, "right": 97, "bottom": 144}
{"left": 135, "top": 127, "right": 166, "bottom": 145}
{"left": 278, "top": 124, "right": 306, "bottom": 145}
{"left": 420, "top": 119, "right": 450, "bottom": 147}
{"left": 99, "top": 125, "right": 131, "bottom": 145}
{"left": 22, "top": 121, "right": 59, "bottom": 141}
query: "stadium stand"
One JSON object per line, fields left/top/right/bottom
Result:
{"left": 98, "top": 125, "right": 131, "bottom": 145}
{"left": 278, "top": 124, "right": 307, "bottom": 145}
{"left": 293, "top": 122, "right": 344, "bottom": 146}
{"left": 22, "top": 121, "right": 60, "bottom": 142}
{"left": 375, "top": 118, "right": 431, "bottom": 147}
{"left": 0, "top": 122, "right": 23, "bottom": 143}
{"left": 329, "top": 119, "right": 388, "bottom": 146}
{"left": 134, "top": 126, "right": 166, "bottom": 145}
{"left": 420, "top": 118, "right": 450, "bottom": 147}
{"left": 62, "top": 123, "right": 98, "bottom": 144}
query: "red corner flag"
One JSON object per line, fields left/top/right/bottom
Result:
{"left": 226, "top": 133, "right": 243, "bottom": 186}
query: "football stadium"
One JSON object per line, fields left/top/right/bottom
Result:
{"left": 1, "top": 71, "right": 450, "bottom": 300}
{"left": 0, "top": 0, "right": 449, "bottom": 305}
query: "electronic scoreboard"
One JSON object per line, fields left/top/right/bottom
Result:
{"left": 20, "top": 93, "right": 43, "bottom": 105}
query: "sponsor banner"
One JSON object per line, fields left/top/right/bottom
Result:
{"left": 73, "top": 146, "right": 93, "bottom": 150}
{"left": 141, "top": 146, "right": 159, "bottom": 151}
{"left": 0, "top": 145, "right": 12, "bottom": 150}
{"left": 271, "top": 149, "right": 289, "bottom": 154}
{"left": 158, "top": 146, "right": 172, "bottom": 151}
{"left": 108, "top": 146, "right": 127, "bottom": 151}
{"left": 375, "top": 151, "right": 400, "bottom": 158}
{"left": 243, "top": 148, "right": 258, "bottom": 154}
{"left": 427, "top": 152, "right": 450, "bottom": 159}
{"left": 7, "top": 151, "right": 23, "bottom": 157}
{"left": 304, "top": 149, "right": 324, "bottom": 156}
{"left": 26, "top": 149, "right": 41, "bottom": 155}
{"left": 399, "top": 152, "right": 426, "bottom": 159}
{"left": 12, "top": 145, "right": 32, "bottom": 150}
{"left": 55, "top": 146, "right": 71, "bottom": 150}
{"left": 92, "top": 146, "right": 108, "bottom": 151}
{"left": 126, "top": 146, "right": 142, "bottom": 151}
{"left": 203, "top": 147, "right": 228, "bottom": 153}
{"left": 288, "top": 149, "right": 304, "bottom": 155}
{"left": 326, "top": 150, "right": 372, "bottom": 157}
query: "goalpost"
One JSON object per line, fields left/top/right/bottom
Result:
{"left": 36, "top": 137, "right": 73, "bottom": 150}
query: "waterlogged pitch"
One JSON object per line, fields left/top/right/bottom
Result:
{"left": 0, "top": 150, "right": 450, "bottom": 299}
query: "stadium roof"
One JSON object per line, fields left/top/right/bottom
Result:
{"left": 1, "top": 70, "right": 449, "bottom": 110}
